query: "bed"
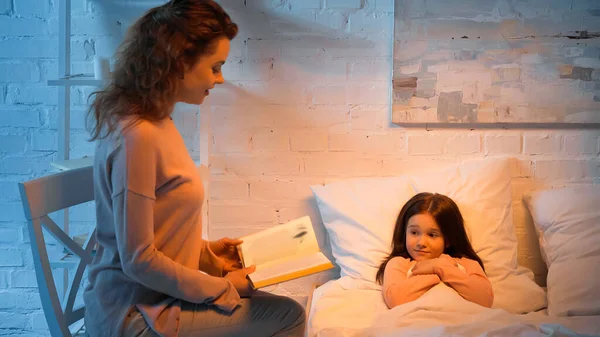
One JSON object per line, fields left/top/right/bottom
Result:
{"left": 306, "top": 277, "right": 600, "bottom": 337}
{"left": 306, "top": 157, "right": 600, "bottom": 337}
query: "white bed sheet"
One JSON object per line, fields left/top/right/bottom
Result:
{"left": 306, "top": 277, "right": 600, "bottom": 337}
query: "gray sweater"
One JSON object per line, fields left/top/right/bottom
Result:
{"left": 83, "top": 117, "right": 240, "bottom": 337}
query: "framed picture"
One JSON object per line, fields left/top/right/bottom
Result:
{"left": 392, "top": 0, "right": 600, "bottom": 125}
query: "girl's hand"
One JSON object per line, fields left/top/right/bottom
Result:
{"left": 438, "top": 254, "right": 458, "bottom": 268}
{"left": 412, "top": 255, "right": 458, "bottom": 276}
{"left": 432, "top": 254, "right": 460, "bottom": 278}
{"left": 411, "top": 258, "right": 439, "bottom": 276}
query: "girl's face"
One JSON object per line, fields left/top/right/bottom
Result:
{"left": 405, "top": 213, "right": 446, "bottom": 261}
{"left": 177, "top": 37, "right": 230, "bottom": 105}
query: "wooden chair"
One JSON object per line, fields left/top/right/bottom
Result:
{"left": 18, "top": 166, "right": 96, "bottom": 337}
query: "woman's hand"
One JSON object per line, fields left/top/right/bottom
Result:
{"left": 224, "top": 265, "right": 256, "bottom": 298}
{"left": 209, "top": 237, "right": 243, "bottom": 272}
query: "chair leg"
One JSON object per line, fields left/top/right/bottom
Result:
{"left": 29, "top": 219, "right": 72, "bottom": 337}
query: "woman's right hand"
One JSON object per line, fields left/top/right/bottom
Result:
{"left": 224, "top": 265, "right": 256, "bottom": 297}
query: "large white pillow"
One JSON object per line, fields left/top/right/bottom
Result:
{"left": 524, "top": 185, "right": 600, "bottom": 317}
{"left": 310, "top": 176, "right": 416, "bottom": 282}
{"left": 311, "top": 157, "right": 547, "bottom": 314}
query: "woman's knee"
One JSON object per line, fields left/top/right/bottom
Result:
{"left": 276, "top": 296, "right": 306, "bottom": 333}
{"left": 288, "top": 297, "right": 306, "bottom": 323}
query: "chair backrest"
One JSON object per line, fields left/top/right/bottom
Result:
{"left": 18, "top": 166, "right": 96, "bottom": 337}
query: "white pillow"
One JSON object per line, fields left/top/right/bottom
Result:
{"left": 524, "top": 185, "right": 600, "bottom": 316}
{"left": 311, "top": 157, "right": 547, "bottom": 314}
{"left": 311, "top": 176, "right": 416, "bottom": 282}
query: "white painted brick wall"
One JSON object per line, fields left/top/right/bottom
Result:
{"left": 210, "top": 180, "right": 249, "bottom": 200}
{"left": 10, "top": 270, "right": 38, "bottom": 288}
{"left": 0, "top": 249, "right": 23, "bottom": 267}
{"left": 0, "top": 271, "right": 8, "bottom": 289}
{"left": 289, "top": 0, "right": 320, "bottom": 10}
{"left": 0, "top": 0, "right": 599, "bottom": 335}
{"left": 0, "top": 61, "right": 41, "bottom": 82}
{"left": 0, "top": 110, "right": 41, "bottom": 127}
{"left": 14, "top": 0, "right": 50, "bottom": 18}
{"left": 407, "top": 133, "right": 447, "bottom": 155}
{"left": 251, "top": 129, "right": 290, "bottom": 152}
{"left": 0, "top": 229, "right": 19, "bottom": 244}
{"left": 0, "top": 0, "right": 11, "bottom": 15}
{"left": 329, "top": 132, "right": 404, "bottom": 153}
{"left": 564, "top": 131, "right": 600, "bottom": 155}
{"left": 484, "top": 133, "right": 522, "bottom": 155}
{"left": 0, "top": 135, "right": 27, "bottom": 153}
{"left": 326, "top": 0, "right": 361, "bottom": 9}
{"left": 290, "top": 130, "right": 328, "bottom": 152}
{"left": 523, "top": 132, "right": 563, "bottom": 155}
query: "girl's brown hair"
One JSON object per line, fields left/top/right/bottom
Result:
{"left": 87, "top": 0, "right": 238, "bottom": 140}
{"left": 375, "top": 192, "right": 485, "bottom": 284}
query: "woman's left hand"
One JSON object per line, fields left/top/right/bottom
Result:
{"left": 209, "top": 237, "right": 243, "bottom": 272}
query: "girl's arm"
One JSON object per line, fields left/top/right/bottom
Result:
{"left": 434, "top": 256, "right": 494, "bottom": 308}
{"left": 382, "top": 257, "right": 441, "bottom": 309}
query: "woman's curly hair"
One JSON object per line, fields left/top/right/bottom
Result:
{"left": 87, "top": 0, "right": 238, "bottom": 140}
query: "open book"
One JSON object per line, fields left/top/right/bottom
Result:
{"left": 237, "top": 216, "right": 334, "bottom": 289}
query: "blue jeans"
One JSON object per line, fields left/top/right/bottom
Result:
{"left": 121, "top": 291, "right": 306, "bottom": 337}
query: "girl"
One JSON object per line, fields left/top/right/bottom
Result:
{"left": 376, "top": 192, "right": 494, "bottom": 309}
{"left": 83, "top": 1, "right": 305, "bottom": 336}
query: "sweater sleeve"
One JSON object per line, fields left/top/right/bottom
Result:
{"left": 382, "top": 257, "right": 441, "bottom": 309}
{"left": 111, "top": 124, "right": 241, "bottom": 312}
{"left": 435, "top": 257, "right": 494, "bottom": 308}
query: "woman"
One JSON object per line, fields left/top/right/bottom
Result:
{"left": 83, "top": 1, "right": 305, "bottom": 336}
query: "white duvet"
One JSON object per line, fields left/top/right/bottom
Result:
{"left": 308, "top": 277, "right": 600, "bottom": 337}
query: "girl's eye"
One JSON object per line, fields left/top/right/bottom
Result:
{"left": 429, "top": 233, "right": 438, "bottom": 238}
{"left": 411, "top": 231, "right": 418, "bottom": 235}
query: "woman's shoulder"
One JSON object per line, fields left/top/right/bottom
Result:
{"left": 116, "top": 117, "right": 174, "bottom": 150}
{"left": 120, "top": 117, "right": 161, "bottom": 138}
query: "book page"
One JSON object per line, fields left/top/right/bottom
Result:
{"left": 249, "top": 252, "right": 332, "bottom": 285}
{"left": 240, "top": 216, "right": 319, "bottom": 267}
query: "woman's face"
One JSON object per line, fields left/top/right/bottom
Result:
{"left": 405, "top": 213, "right": 446, "bottom": 262}
{"left": 177, "top": 37, "right": 230, "bottom": 105}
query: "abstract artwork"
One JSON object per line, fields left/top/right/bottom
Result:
{"left": 392, "top": 0, "right": 600, "bottom": 124}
